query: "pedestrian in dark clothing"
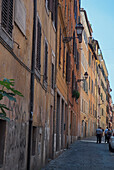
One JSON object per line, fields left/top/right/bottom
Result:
{"left": 96, "top": 127, "right": 103, "bottom": 143}
{"left": 107, "top": 129, "right": 112, "bottom": 143}
{"left": 104, "top": 127, "right": 108, "bottom": 143}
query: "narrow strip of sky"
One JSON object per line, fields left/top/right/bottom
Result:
{"left": 82, "top": 0, "right": 114, "bottom": 102}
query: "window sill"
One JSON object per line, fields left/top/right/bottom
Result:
{"left": 0, "top": 26, "right": 13, "bottom": 49}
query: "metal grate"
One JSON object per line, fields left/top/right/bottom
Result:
{"left": 1, "top": 0, "right": 13, "bottom": 37}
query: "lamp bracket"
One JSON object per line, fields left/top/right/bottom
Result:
{"left": 63, "top": 36, "right": 78, "bottom": 43}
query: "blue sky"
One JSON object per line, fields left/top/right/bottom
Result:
{"left": 81, "top": 0, "right": 114, "bottom": 102}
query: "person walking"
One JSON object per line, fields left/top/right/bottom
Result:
{"left": 96, "top": 126, "right": 103, "bottom": 143}
{"left": 107, "top": 128, "right": 112, "bottom": 143}
{"left": 104, "top": 127, "right": 108, "bottom": 143}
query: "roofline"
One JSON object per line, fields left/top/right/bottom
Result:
{"left": 80, "top": 8, "right": 92, "bottom": 36}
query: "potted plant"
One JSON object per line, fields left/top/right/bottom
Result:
{"left": 72, "top": 90, "right": 80, "bottom": 100}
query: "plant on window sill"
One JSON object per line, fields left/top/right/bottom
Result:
{"left": 72, "top": 90, "right": 80, "bottom": 100}
{"left": 0, "top": 78, "right": 24, "bottom": 121}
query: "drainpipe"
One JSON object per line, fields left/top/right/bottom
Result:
{"left": 52, "top": 0, "right": 58, "bottom": 159}
{"left": 27, "top": 0, "right": 37, "bottom": 169}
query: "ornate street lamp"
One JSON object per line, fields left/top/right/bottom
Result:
{"left": 63, "top": 22, "right": 84, "bottom": 43}
{"left": 76, "top": 71, "right": 88, "bottom": 83}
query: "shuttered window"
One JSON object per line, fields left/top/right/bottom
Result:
{"left": 36, "top": 19, "right": 41, "bottom": 72}
{"left": 66, "top": 52, "right": 70, "bottom": 82}
{"left": 59, "top": 27, "right": 61, "bottom": 65}
{"left": 76, "top": 51, "right": 79, "bottom": 70}
{"left": 1, "top": 0, "right": 13, "bottom": 37}
{"left": 63, "top": 43, "right": 65, "bottom": 75}
{"left": 72, "top": 70, "right": 74, "bottom": 92}
{"left": 73, "top": 31, "right": 77, "bottom": 63}
{"left": 44, "top": 41, "right": 48, "bottom": 82}
{"left": 51, "top": 63, "right": 54, "bottom": 89}
{"left": 74, "top": 0, "right": 77, "bottom": 22}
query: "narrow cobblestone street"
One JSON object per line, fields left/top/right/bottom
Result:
{"left": 42, "top": 136, "right": 114, "bottom": 170}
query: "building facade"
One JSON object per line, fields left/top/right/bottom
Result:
{"left": 0, "top": 1, "right": 113, "bottom": 170}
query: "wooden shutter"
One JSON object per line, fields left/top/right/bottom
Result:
{"left": 68, "top": 55, "right": 71, "bottom": 82}
{"left": 49, "top": 0, "right": 53, "bottom": 12}
{"left": 63, "top": 43, "right": 65, "bottom": 75}
{"left": 36, "top": 19, "right": 41, "bottom": 72}
{"left": 59, "top": 27, "right": 61, "bottom": 65}
{"left": 72, "top": 70, "right": 74, "bottom": 92}
{"left": 73, "top": 31, "right": 75, "bottom": 56}
{"left": 76, "top": 51, "right": 79, "bottom": 70}
{"left": 44, "top": 42, "right": 48, "bottom": 82}
{"left": 53, "top": 0, "right": 55, "bottom": 22}
{"left": 51, "top": 63, "right": 54, "bottom": 89}
{"left": 66, "top": 52, "right": 71, "bottom": 82}
{"left": 1, "top": 0, "right": 13, "bottom": 37}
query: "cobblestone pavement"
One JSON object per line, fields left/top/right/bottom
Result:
{"left": 42, "top": 136, "right": 114, "bottom": 170}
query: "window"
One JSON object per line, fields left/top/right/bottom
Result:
{"left": 89, "top": 50, "right": 91, "bottom": 66}
{"left": 59, "top": 27, "right": 61, "bottom": 65}
{"left": 66, "top": 52, "right": 70, "bottom": 82}
{"left": 83, "top": 30, "right": 87, "bottom": 46}
{"left": 1, "top": 0, "right": 13, "bottom": 37}
{"left": 73, "top": 31, "right": 77, "bottom": 63}
{"left": 63, "top": 43, "right": 65, "bottom": 75}
{"left": 91, "top": 80, "right": 93, "bottom": 93}
{"left": 51, "top": 63, "right": 54, "bottom": 89}
{"left": 72, "top": 70, "right": 74, "bottom": 92}
{"left": 89, "top": 100, "right": 90, "bottom": 113}
{"left": 0, "top": 120, "right": 6, "bottom": 167}
{"left": 93, "top": 104, "right": 94, "bottom": 115}
{"left": 102, "top": 108, "right": 104, "bottom": 116}
{"left": 36, "top": 18, "right": 42, "bottom": 73}
{"left": 32, "top": 126, "right": 37, "bottom": 155}
{"left": 65, "top": 0, "right": 67, "bottom": 17}
{"left": 74, "top": 0, "right": 77, "bottom": 22}
{"left": 89, "top": 76, "right": 90, "bottom": 90}
{"left": 44, "top": 40, "right": 48, "bottom": 83}
{"left": 76, "top": 51, "right": 79, "bottom": 70}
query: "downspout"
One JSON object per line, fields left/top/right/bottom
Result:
{"left": 52, "top": 0, "right": 58, "bottom": 159}
{"left": 27, "top": 0, "right": 37, "bottom": 169}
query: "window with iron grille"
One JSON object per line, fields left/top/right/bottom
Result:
{"left": 59, "top": 27, "right": 61, "bottom": 65}
{"left": 1, "top": 0, "right": 13, "bottom": 37}
{"left": 51, "top": 63, "right": 54, "bottom": 89}
{"left": 36, "top": 18, "right": 42, "bottom": 72}
{"left": 44, "top": 40, "right": 48, "bottom": 82}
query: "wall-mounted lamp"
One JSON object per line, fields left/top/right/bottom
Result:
{"left": 76, "top": 72, "right": 88, "bottom": 83}
{"left": 63, "top": 22, "right": 84, "bottom": 43}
